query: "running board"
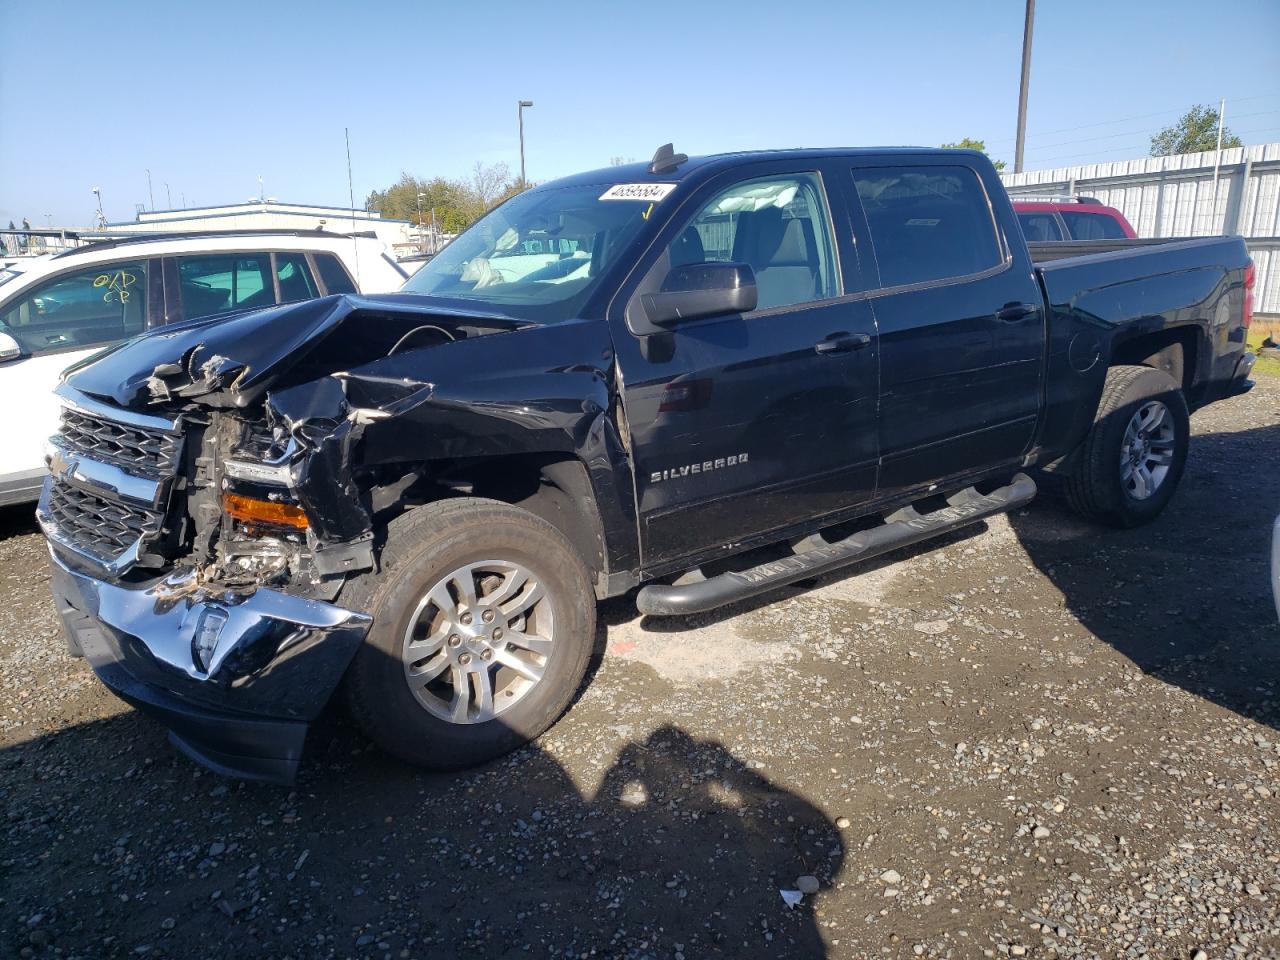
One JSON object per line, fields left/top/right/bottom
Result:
{"left": 635, "top": 473, "right": 1037, "bottom": 617}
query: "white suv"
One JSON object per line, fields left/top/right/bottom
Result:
{"left": 0, "top": 231, "right": 406, "bottom": 505}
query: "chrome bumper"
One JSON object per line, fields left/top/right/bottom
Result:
{"left": 49, "top": 548, "right": 371, "bottom": 782}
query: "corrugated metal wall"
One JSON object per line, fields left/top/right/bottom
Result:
{"left": 1002, "top": 143, "right": 1280, "bottom": 315}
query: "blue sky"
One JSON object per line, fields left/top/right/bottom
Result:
{"left": 1, "top": 0, "right": 1277, "bottom": 226}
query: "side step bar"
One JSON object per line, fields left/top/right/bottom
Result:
{"left": 635, "top": 473, "right": 1037, "bottom": 617}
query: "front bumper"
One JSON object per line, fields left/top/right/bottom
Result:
{"left": 49, "top": 549, "right": 371, "bottom": 783}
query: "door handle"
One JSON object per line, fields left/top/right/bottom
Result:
{"left": 995, "top": 302, "right": 1038, "bottom": 323}
{"left": 815, "top": 332, "right": 872, "bottom": 355}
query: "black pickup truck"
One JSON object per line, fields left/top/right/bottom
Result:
{"left": 40, "top": 146, "right": 1257, "bottom": 782}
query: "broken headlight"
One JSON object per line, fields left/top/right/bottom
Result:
{"left": 224, "top": 423, "right": 297, "bottom": 486}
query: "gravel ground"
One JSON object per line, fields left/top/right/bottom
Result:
{"left": 1, "top": 381, "right": 1277, "bottom": 960}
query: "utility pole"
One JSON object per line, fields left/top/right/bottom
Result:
{"left": 1014, "top": 0, "right": 1035, "bottom": 174}
{"left": 1211, "top": 98, "right": 1226, "bottom": 230}
{"left": 518, "top": 100, "right": 534, "bottom": 187}
{"left": 146, "top": 169, "right": 154, "bottom": 210}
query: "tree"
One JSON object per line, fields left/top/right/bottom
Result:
{"left": 365, "top": 162, "right": 525, "bottom": 235}
{"left": 1150, "top": 104, "right": 1243, "bottom": 157}
{"left": 940, "top": 138, "right": 1006, "bottom": 171}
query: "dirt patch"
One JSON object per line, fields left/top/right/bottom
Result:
{"left": 3, "top": 381, "right": 1279, "bottom": 960}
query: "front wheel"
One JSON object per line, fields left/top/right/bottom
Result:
{"left": 1065, "top": 364, "right": 1190, "bottom": 528}
{"left": 341, "top": 498, "right": 596, "bottom": 770}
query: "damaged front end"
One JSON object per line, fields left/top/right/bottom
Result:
{"left": 40, "top": 294, "right": 540, "bottom": 782}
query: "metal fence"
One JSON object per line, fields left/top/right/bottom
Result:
{"left": 1002, "top": 143, "right": 1280, "bottom": 316}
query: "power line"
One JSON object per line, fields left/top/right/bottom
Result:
{"left": 1028, "top": 125, "right": 1280, "bottom": 167}
{"left": 1021, "top": 108, "right": 1280, "bottom": 155}
{"left": 985, "top": 93, "right": 1276, "bottom": 149}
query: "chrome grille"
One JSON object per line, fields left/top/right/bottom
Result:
{"left": 44, "top": 479, "right": 162, "bottom": 564}
{"left": 59, "top": 407, "right": 180, "bottom": 480}
{"left": 39, "top": 386, "right": 183, "bottom": 574}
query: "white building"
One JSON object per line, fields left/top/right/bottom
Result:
{"left": 101, "top": 200, "right": 413, "bottom": 251}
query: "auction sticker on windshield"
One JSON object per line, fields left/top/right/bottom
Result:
{"left": 600, "top": 183, "right": 677, "bottom": 202}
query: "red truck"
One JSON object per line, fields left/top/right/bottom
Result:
{"left": 1012, "top": 195, "right": 1137, "bottom": 241}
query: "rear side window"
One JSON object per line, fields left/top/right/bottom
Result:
{"left": 853, "top": 166, "right": 1003, "bottom": 288}
{"left": 275, "top": 253, "right": 319, "bottom": 303}
{"left": 1061, "top": 211, "right": 1127, "bottom": 240}
{"left": 314, "top": 253, "right": 357, "bottom": 294}
{"left": 1017, "top": 211, "right": 1064, "bottom": 242}
{"left": 0, "top": 260, "right": 148, "bottom": 354}
{"left": 177, "top": 254, "right": 274, "bottom": 318}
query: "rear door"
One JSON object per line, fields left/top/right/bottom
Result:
{"left": 610, "top": 161, "right": 880, "bottom": 572}
{"left": 845, "top": 156, "right": 1045, "bottom": 498}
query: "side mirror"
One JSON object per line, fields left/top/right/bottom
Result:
{"left": 641, "top": 261, "right": 757, "bottom": 328}
{"left": 0, "top": 331, "right": 23, "bottom": 363}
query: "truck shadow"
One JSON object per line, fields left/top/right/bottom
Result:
{"left": 615, "top": 421, "right": 1279, "bottom": 733}
{"left": 0, "top": 502, "right": 38, "bottom": 541}
{"left": 1009, "top": 421, "right": 1280, "bottom": 731}
{"left": 2, "top": 709, "right": 843, "bottom": 958}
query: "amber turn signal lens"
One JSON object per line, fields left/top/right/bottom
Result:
{"left": 223, "top": 492, "right": 309, "bottom": 529}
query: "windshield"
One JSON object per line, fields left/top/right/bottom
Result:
{"left": 400, "top": 182, "right": 657, "bottom": 321}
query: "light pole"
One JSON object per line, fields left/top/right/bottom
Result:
{"left": 165, "top": 183, "right": 172, "bottom": 208}
{"left": 416, "top": 191, "right": 427, "bottom": 252}
{"left": 92, "top": 187, "right": 105, "bottom": 228}
{"left": 518, "top": 100, "right": 534, "bottom": 187}
{"left": 1014, "top": 0, "right": 1035, "bottom": 174}
{"left": 146, "top": 169, "right": 154, "bottom": 210}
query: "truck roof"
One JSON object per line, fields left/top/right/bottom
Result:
{"left": 552, "top": 147, "right": 987, "bottom": 188}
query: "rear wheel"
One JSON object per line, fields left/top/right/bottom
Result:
{"left": 1065, "top": 364, "right": 1189, "bottom": 528}
{"left": 341, "top": 498, "right": 595, "bottom": 770}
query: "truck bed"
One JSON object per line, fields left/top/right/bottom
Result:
{"left": 1029, "top": 233, "right": 1252, "bottom": 460}
{"left": 1027, "top": 235, "right": 1230, "bottom": 264}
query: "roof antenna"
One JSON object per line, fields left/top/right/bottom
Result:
{"left": 345, "top": 126, "right": 361, "bottom": 290}
{"left": 648, "top": 143, "right": 688, "bottom": 175}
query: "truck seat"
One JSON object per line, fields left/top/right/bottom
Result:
{"left": 732, "top": 207, "right": 819, "bottom": 309}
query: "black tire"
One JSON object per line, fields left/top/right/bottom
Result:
{"left": 1065, "top": 364, "right": 1189, "bottom": 528}
{"left": 340, "top": 497, "right": 595, "bottom": 770}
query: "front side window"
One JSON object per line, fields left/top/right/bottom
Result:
{"left": 668, "top": 173, "right": 838, "bottom": 311}
{"left": 400, "top": 183, "right": 653, "bottom": 321}
{"left": 177, "top": 254, "right": 273, "bottom": 318}
{"left": 1061, "top": 211, "right": 1127, "bottom": 240}
{"left": 853, "top": 166, "right": 1003, "bottom": 288}
{"left": 1017, "top": 211, "right": 1064, "bottom": 242}
{"left": 0, "top": 260, "right": 148, "bottom": 354}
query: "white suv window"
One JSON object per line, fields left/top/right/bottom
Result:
{"left": 0, "top": 260, "right": 148, "bottom": 354}
{"left": 178, "top": 254, "right": 275, "bottom": 317}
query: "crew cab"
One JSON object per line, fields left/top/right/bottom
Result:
{"left": 40, "top": 147, "right": 1256, "bottom": 782}
{"left": 0, "top": 231, "right": 406, "bottom": 505}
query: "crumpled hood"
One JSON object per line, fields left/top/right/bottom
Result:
{"left": 63, "top": 293, "right": 529, "bottom": 409}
